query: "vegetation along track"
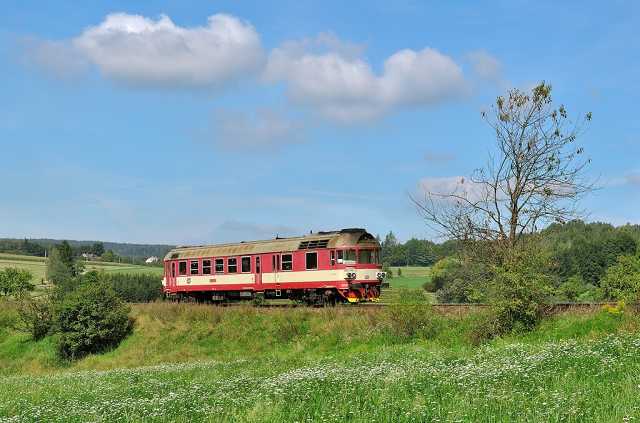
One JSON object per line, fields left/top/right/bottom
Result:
{"left": 152, "top": 301, "right": 621, "bottom": 314}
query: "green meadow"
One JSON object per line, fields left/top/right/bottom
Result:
{"left": 2, "top": 301, "right": 640, "bottom": 422}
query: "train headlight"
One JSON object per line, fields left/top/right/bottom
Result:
{"left": 345, "top": 271, "right": 357, "bottom": 280}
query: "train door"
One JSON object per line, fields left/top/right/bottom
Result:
{"left": 167, "top": 261, "right": 177, "bottom": 290}
{"left": 255, "top": 256, "right": 262, "bottom": 287}
{"left": 271, "top": 254, "right": 279, "bottom": 284}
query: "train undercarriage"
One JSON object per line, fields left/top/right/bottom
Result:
{"left": 166, "top": 283, "right": 383, "bottom": 307}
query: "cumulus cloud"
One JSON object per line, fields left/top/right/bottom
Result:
{"left": 25, "top": 13, "right": 264, "bottom": 87}
{"left": 265, "top": 34, "right": 468, "bottom": 123}
{"left": 21, "top": 38, "right": 89, "bottom": 78}
{"left": 211, "top": 108, "right": 305, "bottom": 149}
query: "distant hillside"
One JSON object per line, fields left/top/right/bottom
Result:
{"left": 0, "top": 238, "right": 174, "bottom": 259}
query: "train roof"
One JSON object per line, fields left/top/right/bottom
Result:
{"left": 164, "top": 228, "right": 379, "bottom": 261}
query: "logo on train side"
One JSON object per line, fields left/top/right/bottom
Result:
{"left": 187, "top": 278, "right": 191, "bottom": 284}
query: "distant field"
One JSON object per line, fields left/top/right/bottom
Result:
{"left": 0, "top": 253, "right": 163, "bottom": 283}
{"left": 379, "top": 266, "right": 433, "bottom": 303}
{"left": 388, "top": 265, "right": 431, "bottom": 289}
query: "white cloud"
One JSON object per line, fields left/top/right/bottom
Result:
{"left": 466, "top": 50, "right": 502, "bottom": 82}
{"left": 26, "top": 13, "right": 264, "bottom": 87}
{"left": 21, "top": 38, "right": 89, "bottom": 78}
{"left": 265, "top": 34, "right": 468, "bottom": 123}
{"left": 211, "top": 108, "right": 304, "bottom": 149}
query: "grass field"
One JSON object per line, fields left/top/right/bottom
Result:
{"left": 379, "top": 266, "right": 434, "bottom": 304}
{"left": 1, "top": 302, "right": 639, "bottom": 421}
{"left": 0, "top": 253, "right": 163, "bottom": 284}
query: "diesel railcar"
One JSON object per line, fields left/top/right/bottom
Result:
{"left": 162, "top": 228, "right": 385, "bottom": 305}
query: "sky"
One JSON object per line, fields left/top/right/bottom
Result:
{"left": 0, "top": 1, "right": 638, "bottom": 245}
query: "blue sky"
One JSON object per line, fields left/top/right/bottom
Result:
{"left": 1, "top": 1, "right": 638, "bottom": 244}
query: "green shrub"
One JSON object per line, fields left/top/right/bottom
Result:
{"left": 380, "top": 304, "right": 442, "bottom": 340}
{"left": 558, "top": 275, "right": 589, "bottom": 302}
{"left": 430, "top": 257, "right": 462, "bottom": 291}
{"left": 476, "top": 265, "right": 553, "bottom": 341}
{"left": 55, "top": 283, "right": 133, "bottom": 360}
{"left": 397, "top": 268, "right": 402, "bottom": 277}
{"left": 0, "top": 267, "right": 34, "bottom": 297}
{"left": 78, "top": 271, "right": 162, "bottom": 303}
{"left": 105, "top": 273, "right": 162, "bottom": 303}
{"left": 600, "top": 255, "right": 640, "bottom": 301}
{"left": 16, "top": 294, "right": 54, "bottom": 340}
{"left": 434, "top": 260, "right": 492, "bottom": 303}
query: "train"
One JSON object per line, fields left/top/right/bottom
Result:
{"left": 162, "top": 228, "right": 386, "bottom": 305}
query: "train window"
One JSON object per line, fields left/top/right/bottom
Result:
{"left": 190, "top": 260, "right": 199, "bottom": 275}
{"left": 215, "top": 258, "right": 224, "bottom": 273}
{"left": 272, "top": 255, "right": 276, "bottom": 270}
{"left": 241, "top": 256, "right": 251, "bottom": 273}
{"left": 256, "top": 257, "right": 261, "bottom": 273}
{"left": 202, "top": 259, "right": 211, "bottom": 275}
{"left": 358, "top": 250, "right": 373, "bottom": 264}
{"left": 344, "top": 249, "right": 356, "bottom": 263}
{"left": 228, "top": 258, "right": 237, "bottom": 273}
{"left": 337, "top": 250, "right": 344, "bottom": 264}
{"left": 330, "top": 251, "right": 335, "bottom": 266}
{"left": 306, "top": 252, "right": 318, "bottom": 270}
{"left": 171, "top": 262, "right": 176, "bottom": 277}
{"left": 281, "top": 254, "right": 292, "bottom": 271}
{"left": 178, "top": 261, "right": 187, "bottom": 275}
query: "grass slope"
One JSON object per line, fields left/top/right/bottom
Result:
{"left": 1, "top": 302, "right": 640, "bottom": 421}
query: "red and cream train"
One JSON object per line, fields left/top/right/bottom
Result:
{"left": 162, "top": 228, "right": 385, "bottom": 304}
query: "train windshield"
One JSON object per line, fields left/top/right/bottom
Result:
{"left": 344, "top": 249, "right": 356, "bottom": 263}
{"left": 358, "top": 250, "right": 373, "bottom": 264}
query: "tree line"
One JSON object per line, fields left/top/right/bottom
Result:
{"left": 378, "top": 232, "right": 459, "bottom": 267}
{"left": 0, "top": 238, "right": 173, "bottom": 261}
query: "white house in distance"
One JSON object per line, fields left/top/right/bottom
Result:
{"left": 145, "top": 256, "right": 159, "bottom": 264}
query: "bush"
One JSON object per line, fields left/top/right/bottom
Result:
{"left": 55, "top": 283, "right": 133, "bottom": 360}
{"left": 79, "top": 271, "right": 162, "bottom": 303}
{"left": 0, "top": 267, "right": 34, "bottom": 297}
{"left": 16, "top": 294, "right": 54, "bottom": 340}
{"left": 434, "top": 260, "right": 492, "bottom": 303}
{"left": 105, "top": 273, "right": 162, "bottom": 302}
{"left": 558, "top": 275, "right": 589, "bottom": 302}
{"left": 600, "top": 255, "right": 640, "bottom": 301}
{"left": 380, "top": 304, "right": 442, "bottom": 340}
{"left": 473, "top": 262, "right": 553, "bottom": 342}
{"left": 430, "top": 257, "right": 462, "bottom": 291}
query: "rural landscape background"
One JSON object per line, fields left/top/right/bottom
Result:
{"left": 2, "top": 1, "right": 640, "bottom": 422}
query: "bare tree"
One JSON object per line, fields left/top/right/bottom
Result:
{"left": 412, "top": 82, "right": 593, "bottom": 250}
